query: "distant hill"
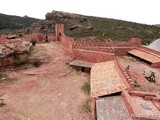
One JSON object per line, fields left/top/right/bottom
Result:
{"left": 25, "top": 11, "right": 160, "bottom": 44}
{"left": 0, "top": 13, "right": 41, "bottom": 34}
{"left": 154, "top": 24, "right": 160, "bottom": 27}
{"left": 1, "top": 11, "right": 160, "bottom": 45}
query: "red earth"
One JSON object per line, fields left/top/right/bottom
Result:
{"left": 0, "top": 42, "right": 91, "bottom": 120}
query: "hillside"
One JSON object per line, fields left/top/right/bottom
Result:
{"left": 0, "top": 13, "right": 41, "bottom": 34}
{"left": 1, "top": 11, "right": 160, "bottom": 44}
{"left": 25, "top": 11, "right": 160, "bottom": 44}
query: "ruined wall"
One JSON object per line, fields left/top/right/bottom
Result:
{"left": 74, "top": 38, "right": 141, "bottom": 48}
{"left": 0, "top": 35, "right": 8, "bottom": 40}
{"left": 114, "top": 59, "right": 131, "bottom": 88}
{"left": 55, "top": 24, "right": 142, "bottom": 62}
{"left": 138, "top": 46, "right": 160, "bottom": 56}
{"left": 72, "top": 38, "right": 141, "bottom": 56}
{"left": 135, "top": 47, "right": 160, "bottom": 68}
{"left": 23, "top": 34, "right": 45, "bottom": 42}
{"left": 60, "top": 35, "right": 75, "bottom": 56}
{"left": 151, "top": 63, "right": 160, "bottom": 68}
{"left": 121, "top": 90, "right": 160, "bottom": 120}
{"left": 55, "top": 24, "right": 64, "bottom": 41}
{"left": 73, "top": 49, "right": 115, "bottom": 62}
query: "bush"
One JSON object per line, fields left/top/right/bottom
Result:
{"left": 83, "top": 100, "right": 91, "bottom": 113}
{"left": 13, "top": 59, "right": 27, "bottom": 67}
{"left": 81, "top": 82, "right": 90, "bottom": 94}
{"left": 33, "top": 59, "right": 41, "bottom": 67}
{"left": 30, "top": 39, "right": 37, "bottom": 46}
{"left": 0, "top": 74, "right": 17, "bottom": 84}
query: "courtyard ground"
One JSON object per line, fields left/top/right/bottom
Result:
{"left": 0, "top": 42, "right": 91, "bottom": 120}
{"left": 117, "top": 56, "right": 160, "bottom": 93}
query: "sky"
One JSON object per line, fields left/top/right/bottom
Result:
{"left": 0, "top": 0, "right": 160, "bottom": 25}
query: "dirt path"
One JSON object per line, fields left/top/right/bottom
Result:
{"left": 0, "top": 42, "right": 91, "bottom": 120}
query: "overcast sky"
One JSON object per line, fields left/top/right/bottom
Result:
{"left": 0, "top": 0, "right": 159, "bottom": 25}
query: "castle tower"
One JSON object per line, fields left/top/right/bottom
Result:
{"left": 55, "top": 24, "right": 64, "bottom": 41}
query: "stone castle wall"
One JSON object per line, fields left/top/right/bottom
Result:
{"left": 55, "top": 24, "right": 142, "bottom": 62}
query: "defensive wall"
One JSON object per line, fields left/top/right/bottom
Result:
{"left": 56, "top": 24, "right": 142, "bottom": 63}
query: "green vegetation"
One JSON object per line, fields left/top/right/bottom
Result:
{"left": 1, "top": 11, "right": 160, "bottom": 44}
{"left": 83, "top": 100, "right": 91, "bottom": 113}
{"left": 13, "top": 59, "right": 28, "bottom": 67}
{"left": 81, "top": 82, "right": 90, "bottom": 95}
{"left": 0, "top": 13, "right": 41, "bottom": 34}
{"left": 32, "top": 59, "right": 41, "bottom": 67}
{"left": 64, "top": 16, "right": 160, "bottom": 44}
{"left": 0, "top": 74, "right": 17, "bottom": 84}
{"left": 43, "top": 11, "right": 160, "bottom": 44}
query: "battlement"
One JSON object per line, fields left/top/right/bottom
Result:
{"left": 55, "top": 24, "right": 143, "bottom": 62}
{"left": 55, "top": 24, "right": 64, "bottom": 41}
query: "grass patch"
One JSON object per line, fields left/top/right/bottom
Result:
{"left": 83, "top": 100, "right": 91, "bottom": 113}
{"left": 81, "top": 82, "right": 90, "bottom": 95}
{"left": 13, "top": 59, "right": 28, "bottom": 67}
{"left": 0, "top": 74, "right": 17, "bottom": 84}
{"left": 0, "top": 74, "right": 7, "bottom": 79}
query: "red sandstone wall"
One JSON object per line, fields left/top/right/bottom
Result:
{"left": 73, "top": 49, "right": 115, "bottom": 62}
{"left": 55, "top": 24, "right": 64, "bottom": 41}
{"left": 74, "top": 38, "right": 141, "bottom": 48}
{"left": 138, "top": 46, "right": 160, "bottom": 56}
{"left": 151, "top": 63, "right": 160, "bottom": 68}
{"left": 73, "top": 42, "right": 134, "bottom": 56}
{"left": 0, "top": 35, "right": 8, "bottom": 40}
{"left": 23, "top": 34, "right": 45, "bottom": 42}
{"left": 55, "top": 24, "right": 142, "bottom": 62}
{"left": 60, "top": 35, "right": 74, "bottom": 56}
{"left": 114, "top": 59, "right": 131, "bottom": 88}
{"left": 136, "top": 47, "right": 160, "bottom": 68}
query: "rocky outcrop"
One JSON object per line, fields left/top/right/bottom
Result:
{"left": 0, "top": 39, "right": 32, "bottom": 66}
{"left": 0, "top": 39, "right": 32, "bottom": 57}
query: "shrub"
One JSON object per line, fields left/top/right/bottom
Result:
{"left": 0, "top": 74, "right": 17, "bottom": 84}
{"left": 83, "top": 100, "right": 91, "bottom": 113}
{"left": 81, "top": 82, "right": 90, "bottom": 94}
{"left": 33, "top": 59, "right": 41, "bottom": 67}
{"left": 13, "top": 59, "right": 27, "bottom": 67}
{"left": 30, "top": 39, "right": 37, "bottom": 46}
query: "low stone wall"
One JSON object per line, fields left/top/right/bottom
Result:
{"left": 121, "top": 90, "right": 160, "bottom": 120}
{"left": 138, "top": 46, "right": 160, "bottom": 56}
{"left": 135, "top": 47, "right": 160, "bottom": 68}
{"left": 60, "top": 35, "right": 75, "bottom": 56}
{"left": 55, "top": 24, "right": 141, "bottom": 62}
{"left": 73, "top": 49, "right": 115, "bottom": 63}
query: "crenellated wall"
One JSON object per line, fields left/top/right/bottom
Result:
{"left": 55, "top": 24, "right": 64, "bottom": 41}
{"left": 73, "top": 49, "right": 115, "bottom": 62}
{"left": 55, "top": 24, "right": 142, "bottom": 62}
{"left": 138, "top": 46, "right": 160, "bottom": 56}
